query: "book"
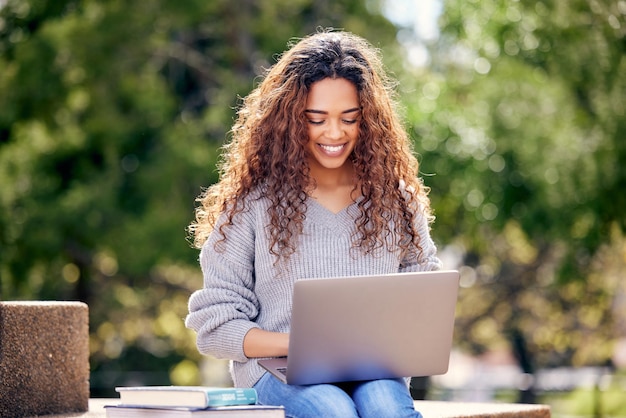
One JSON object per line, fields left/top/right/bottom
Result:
{"left": 115, "top": 386, "right": 258, "bottom": 408}
{"left": 105, "top": 404, "right": 285, "bottom": 418}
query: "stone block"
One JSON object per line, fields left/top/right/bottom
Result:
{"left": 0, "top": 301, "right": 89, "bottom": 417}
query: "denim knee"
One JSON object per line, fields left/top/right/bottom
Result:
{"left": 254, "top": 372, "right": 359, "bottom": 418}
{"left": 351, "top": 378, "right": 422, "bottom": 418}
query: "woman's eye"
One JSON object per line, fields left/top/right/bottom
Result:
{"left": 307, "top": 118, "right": 358, "bottom": 125}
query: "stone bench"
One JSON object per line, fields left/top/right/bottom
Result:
{"left": 413, "top": 400, "right": 550, "bottom": 417}
{"left": 42, "top": 399, "right": 551, "bottom": 417}
{"left": 1, "top": 301, "right": 550, "bottom": 417}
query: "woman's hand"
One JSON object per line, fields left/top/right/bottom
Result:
{"left": 243, "top": 328, "right": 289, "bottom": 358}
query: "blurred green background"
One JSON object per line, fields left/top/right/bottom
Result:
{"left": 1, "top": 0, "right": 624, "bottom": 416}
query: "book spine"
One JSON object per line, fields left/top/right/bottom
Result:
{"left": 206, "top": 388, "right": 257, "bottom": 406}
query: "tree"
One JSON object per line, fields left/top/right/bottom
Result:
{"left": 0, "top": 0, "right": 400, "bottom": 396}
{"left": 398, "top": 0, "right": 625, "bottom": 401}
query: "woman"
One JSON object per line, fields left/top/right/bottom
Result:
{"left": 185, "top": 30, "right": 442, "bottom": 418}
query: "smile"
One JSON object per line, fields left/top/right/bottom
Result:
{"left": 318, "top": 143, "right": 346, "bottom": 154}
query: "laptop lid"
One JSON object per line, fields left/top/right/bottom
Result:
{"left": 260, "top": 270, "right": 459, "bottom": 385}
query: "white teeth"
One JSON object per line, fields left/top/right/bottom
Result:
{"left": 320, "top": 144, "right": 343, "bottom": 153}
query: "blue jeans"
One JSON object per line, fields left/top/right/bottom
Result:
{"left": 254, "top": 372, "right": 423, "bottom": 418}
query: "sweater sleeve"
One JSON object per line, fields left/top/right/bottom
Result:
{"left": 185, "top": 209, "right": 259, "bottom": 363}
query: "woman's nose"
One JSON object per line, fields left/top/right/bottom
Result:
{"left": 326, "top": 120, "right": 343, "bottom": 140}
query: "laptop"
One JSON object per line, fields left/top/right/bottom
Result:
{"left": 258, "top": 270, "right": 459, "bottom": 385}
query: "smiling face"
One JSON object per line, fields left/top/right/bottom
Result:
{"left": 304, "top": 77, "right": 361, "bottom": 180}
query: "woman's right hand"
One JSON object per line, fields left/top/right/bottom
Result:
{"left": 243, "top": 328, "right": 289, "bottom": 358}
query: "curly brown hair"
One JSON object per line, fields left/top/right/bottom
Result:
{"left": 189, "top": 30, "right": 433, "bottom": 262}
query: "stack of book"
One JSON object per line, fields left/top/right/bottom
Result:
{"left": 105, "top": 386, "right": 285, "bottom": 417}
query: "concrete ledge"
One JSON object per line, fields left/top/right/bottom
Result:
{"left": 414, "top": 400, "right": 551, "bottom": 417}
{"left": 0, "top": 301, "right": 89, "bottom": 417}
{"left": 41, "top": 399, "right": 551, "bottom": 418}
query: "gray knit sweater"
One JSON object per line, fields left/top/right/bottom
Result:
{"left": 185, "top": 193, "right": 442, "bottom": 388}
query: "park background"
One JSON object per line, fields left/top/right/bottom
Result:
{"left": 0, "top": 0, "right": 624, "bottom": 416}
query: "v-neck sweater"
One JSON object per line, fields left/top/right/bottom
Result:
{"left": 186, "top": 194, "right": 442, "bottom": 388}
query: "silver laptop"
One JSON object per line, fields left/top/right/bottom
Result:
{"left": 258, "top": 270, "right": 459, "bottom": 385}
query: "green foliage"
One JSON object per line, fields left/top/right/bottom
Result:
{"left": 2, "top": 0, "right": 624, "bottom": 400}
{"left": 401, "top": 0, "right": 625, "bottom": 378}
{"left": 542, "top": 376, "right": 626, "bottom": 418}
{"left": 0, "top": 0, "right": 398, "bottom": 395}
